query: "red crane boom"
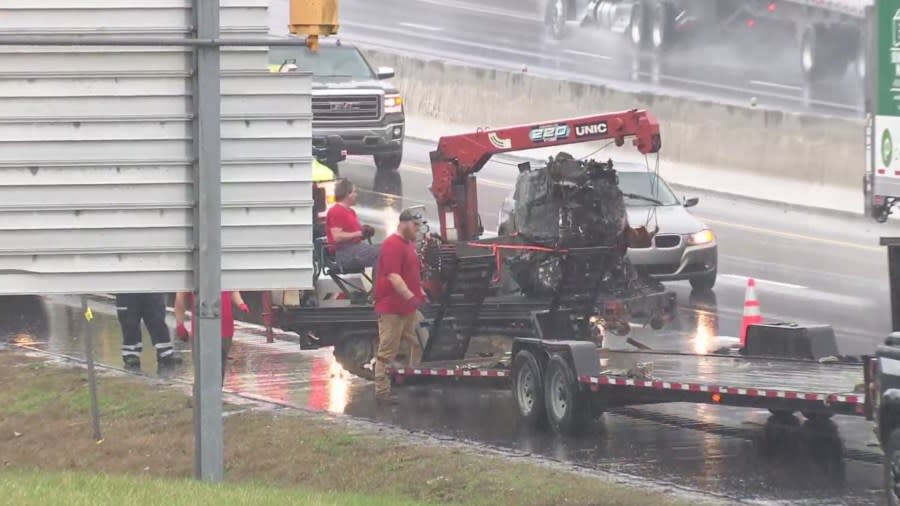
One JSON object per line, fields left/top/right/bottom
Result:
{"left": 428, "top": 109, "right": 662, "bottom": 241}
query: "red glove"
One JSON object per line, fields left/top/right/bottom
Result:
{"left": 175, "top": 322, "right": 190, "bottom": 341}
{"left": 238, "top": 303, "right": 250, "bottom": 313}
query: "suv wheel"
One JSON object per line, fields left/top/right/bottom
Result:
{"left": 374, "top": 151, "right": 402, "bottom": 172}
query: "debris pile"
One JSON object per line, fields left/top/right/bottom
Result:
{"left": 501, "top": 153, "right": 639, "bottom": 299}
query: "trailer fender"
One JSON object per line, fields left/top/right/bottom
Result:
{"left": 511, "top": 338, "right": 601, "bottom": 379}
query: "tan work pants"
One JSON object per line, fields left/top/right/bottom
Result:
{"left": 374, "top": 311, "right": 423, "bottom": 397}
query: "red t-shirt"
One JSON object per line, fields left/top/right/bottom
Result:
{"left": 325, "top": 204, "right": 361, "bottom": 253}
{"left": 188, "top": 291, "right": 235, "bottom": 339}
{"left": 374, "top": 233, "right": 422, "bottom": 315}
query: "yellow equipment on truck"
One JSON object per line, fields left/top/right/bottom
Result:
{"left": 288, "top": 0, "right": 339, "bottom": 52}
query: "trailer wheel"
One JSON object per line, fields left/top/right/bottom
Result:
{"left": 544, "top": 354, "right": 591, "bottom": 434}
{"left": 884, "top": 427, "right": 900, "bottom": 505}
{"left": 512, "top": 350, "right": 547, "bottom": 428}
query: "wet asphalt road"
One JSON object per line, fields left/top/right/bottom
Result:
{"left": 0, "top": 294, "right": 887, "bottom": 504}
{"left": 336, "top": 0, "right": 866, "bottom": 118}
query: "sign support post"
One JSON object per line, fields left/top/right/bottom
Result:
{"left": 192, "top": 0, "right": 224, "bottom": 483}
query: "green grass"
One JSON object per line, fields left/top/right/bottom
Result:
{"left": 0, "top": 469, "right": 430, "bottom": 506}
{"left": 0, "top": 352, "right": 702, "bottom": 506}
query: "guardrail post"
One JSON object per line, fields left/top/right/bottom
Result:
{"left": 262, "top": 291, "right": 274, "bottom": 343}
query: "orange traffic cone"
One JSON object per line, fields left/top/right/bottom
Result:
{"left": 740, "top": 278, "right": 762, "bottom": 348}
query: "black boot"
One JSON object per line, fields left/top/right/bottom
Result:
{"left": 157, "top": 353, "right": 183, "bottom": 370}
{"left": 123, "top": 355, "right": 141, "bottom": 371}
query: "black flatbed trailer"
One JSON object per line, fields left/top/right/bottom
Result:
{"left": 389, "top": 341, "right": 868, "bottom": 434}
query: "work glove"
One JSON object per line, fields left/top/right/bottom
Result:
{"left": 238, "top": 303, "right": 250, "bottom": 313}
{"left": 175, "top": 322, "right": 190, "bottom": 341}
{"left": 409, "top": 291, "right": 427, "bottom": 308}
{"left": 361, "top": 225, "right": 376, "bottom": 240}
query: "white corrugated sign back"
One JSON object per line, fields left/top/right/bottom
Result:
{"left": 0, "top": 0, "right": 313, "bottom": 294}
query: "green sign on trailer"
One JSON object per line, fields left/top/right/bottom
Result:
{"left": 878, "top": 1, "right": 900, "bottom": 116}
{"left": 874, "top": 0, "right": 900, "bottom": 215}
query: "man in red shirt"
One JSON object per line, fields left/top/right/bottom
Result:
{"left": 326, "top": 178, "right": 378, "bottom": 272}
{"left": 372, "top": 208, "right": 425, "bottom": 405}
{"left": 174, "top": 290, "right": 248, "bottom": 385}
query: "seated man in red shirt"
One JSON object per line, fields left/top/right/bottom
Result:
{"left": 326, "top": 178, "right": 380, "bottom": 272}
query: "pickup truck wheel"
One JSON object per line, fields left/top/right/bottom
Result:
{"left": 885, "top": 427, "right": 900, "bottom": 505}
{"left": 544, "top": 354, "right": 591, "bottom": 435}
{"left": 374, "top": 152, "right": 402, "bottom": 172}
{"left": 512, "top": 350, "right": 548, "bottom": 428}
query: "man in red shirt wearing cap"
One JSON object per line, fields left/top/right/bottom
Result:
{"left": 326, "top": 178, "right": 378, "bottom": 272}
{"left": 372, "top": 208, "right": 425, "bottom": 405}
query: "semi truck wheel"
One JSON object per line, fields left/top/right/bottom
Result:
{"left": 854, "top": 30, "right": 866, "bottom": 82}
{"left": 801, "top": 23, "right": 854, "bottom": 83}
{"left": 885, "top": 427, "right": 900, "bottom": 505}
{"left": 544, "top": 354, "right": 591, "bottom": 434}
{"left": 629, "top": 1, "right": 649, "bottom": 48}
{"left": 544, "top": 0, "right": 568, "bottom": 40}
{"left": 800, "top": 25, "right": 822, "bottom": 82}
{"left": 649, "top": 1, "right": 674, "bottom": 52}
{"left": 512, "top": 350, "right": 548, "bottom": 428}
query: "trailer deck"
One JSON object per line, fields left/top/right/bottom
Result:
{"left": 390, "top": 349, "right": 867, "bottom": 418}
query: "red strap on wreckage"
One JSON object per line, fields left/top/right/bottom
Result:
{"left": 467, "top": 240, "right": 568, "bottom": 283}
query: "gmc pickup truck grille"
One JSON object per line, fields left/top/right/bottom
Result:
{"left": 312, "top": 95, "right": 380, "bottom": 122}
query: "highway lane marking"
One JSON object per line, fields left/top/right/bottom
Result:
{"left": 563, "top": 49, "right": 613, "bottom": 60}
{"left": 699, "top": 217, "right": 882, "bottom": 252}
{"left": 749, "top": 80, "right": 803, "bottom": 92}
{"left": 404, "top": 0, "right": 542, "bottom": 23}
{"left": 403, "top": 163, "right": 514, "bottom": 190}
{"left": 719, "top": 253, "right": 885, "bottom": 286}
{"left": 341, "top": 21, "right": 574, "bottom": 64}
{"left": 720, "top": 274, "right": 806, "bottom": 290}
{"left": 398, "top": 22, "right": 443, "bottom": 32}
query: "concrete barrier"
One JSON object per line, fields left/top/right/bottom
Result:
{"left": 363, "top": 49, "right": 864, "bottom": 189}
